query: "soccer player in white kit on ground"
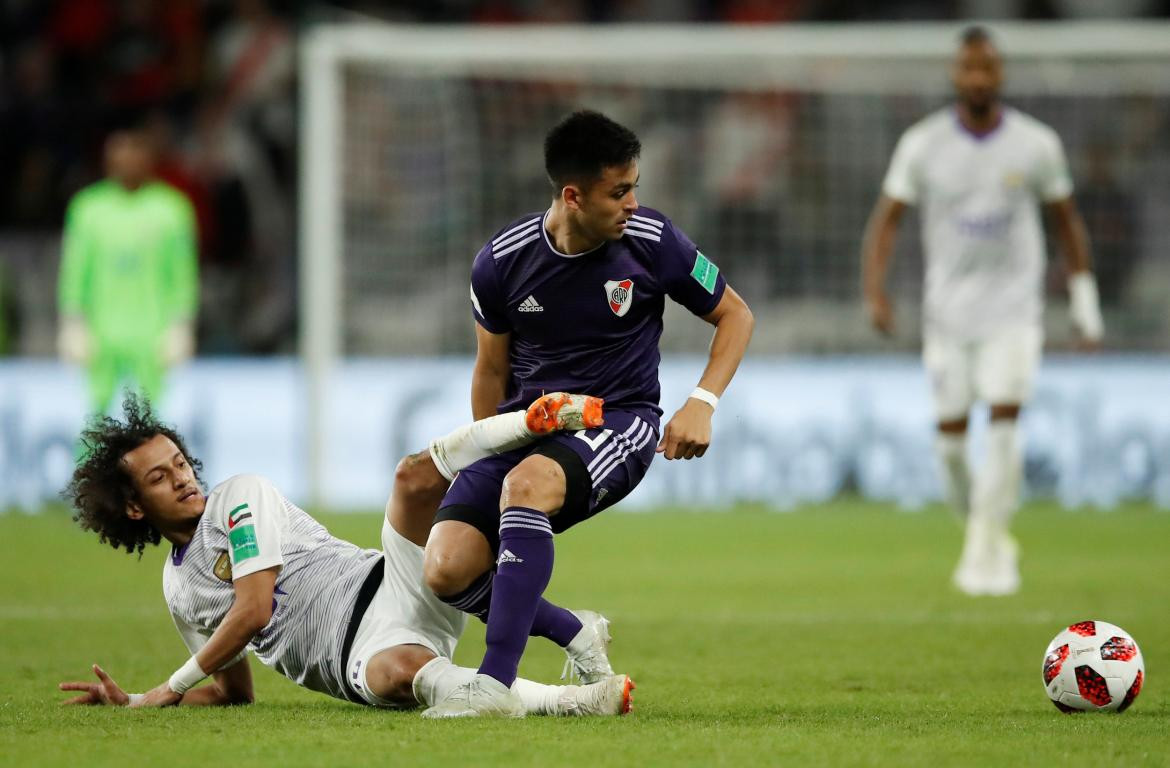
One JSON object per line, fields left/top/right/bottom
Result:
{"left": 861, "top": 26, "right": 1104, "bottom": 596}
{"left": 57, "top": 393, "right": 633, "bottom": 716}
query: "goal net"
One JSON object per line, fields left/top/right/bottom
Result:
{"left": 303, "top": 22, "right": 1170, "bottom": 356}
{"left": 299, "top": 21, "right": 1170, "bottom": 501}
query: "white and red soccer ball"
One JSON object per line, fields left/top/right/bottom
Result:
{"left": 1043, "top": 620, "right": 1144, "bottom": 713}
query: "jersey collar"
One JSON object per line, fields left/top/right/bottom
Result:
{"left": 541, "top": 209, "right": 608, "bottom": 259}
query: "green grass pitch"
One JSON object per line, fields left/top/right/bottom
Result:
{"left": 2, "top": 501, "right": 1167, "bottom": 767}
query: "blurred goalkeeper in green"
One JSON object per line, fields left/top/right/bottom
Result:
{"left": 57, "top": 128, "right": 199, "bottom": 414}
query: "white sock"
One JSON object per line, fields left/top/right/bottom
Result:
{"left": 935, "top": 431, "right": 971, "bottom": 520}
{"left": 972, "top": 419, "right": 1021, "bottom": 536}
{"left": 412, "top": 657, "right": 475, "bottom": 706}
{"left": 512, "top": 677, "right": 565, "bottom": 716}
{"left": 428, "top": 411, "right": 532, "bottom": 481}
{"left": 412, "top": 656, "right": 564, "bottom": 715}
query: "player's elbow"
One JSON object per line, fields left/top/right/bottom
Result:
{"left": 737, "top": 301, "right": 755, "bottom": 336}
{"left": 250, "top": 604, "right": 274, "bottom": 632}
{"left": 237, "top": 601, "right": 273, "bottom": 635}
{"left": 723, "top": 294, "right": 755, "bottom": 338}
{"left": 223, "top": 687, "right": 255, "bottom": 706}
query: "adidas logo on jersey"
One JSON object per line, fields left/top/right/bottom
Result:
{"left": 518, "top": 295, "right": 544, "bottom": 312}
{"left": 498, "top": 549, "right": 524, "bottom": 566}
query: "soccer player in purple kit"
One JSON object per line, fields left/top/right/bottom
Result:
{"left": 420, "top": 110, "right": 754, "bottom": 718}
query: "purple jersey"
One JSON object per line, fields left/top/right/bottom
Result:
{"left": 470, "top": 206, "right": 726, "bottom": 417}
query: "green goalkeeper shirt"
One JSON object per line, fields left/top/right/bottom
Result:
{"left": 58, "top": 179, "right": 198, "bottom": 346}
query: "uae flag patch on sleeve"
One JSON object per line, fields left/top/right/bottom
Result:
{"left": 227, "top": 503, "right": 259, "bottom": 561}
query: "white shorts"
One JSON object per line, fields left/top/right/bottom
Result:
{"left": 345, "top": 519, "right": 467, "bottom": 707}
{"left": 922, "top": 325, "right": 1043, "bottom": 422}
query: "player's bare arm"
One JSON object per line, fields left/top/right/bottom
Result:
{"left": 60, "top": 647, "right": 254, "bottom": 708}
{"left": 1046, "top": 196, "right": 1103, "bottom": 349}
{"left": 133, "top": 567, "right": 277, "bottom": 707}
{"left": 471, "top": 323, "right": 512, "bottom": 420}
{"left": 657, "top": 285, "right": 753, "bottom": 461}
{"left": 861, "top": 194, "right": 908, "bottom": 336}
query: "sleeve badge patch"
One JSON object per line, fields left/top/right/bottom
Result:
{"left": 227, "top": 503, "right": 259, "bottom": 561}
{"left": 690, "top": 252, "right": 719, "bottom": 294}
{"left": 213, "top": 551, "right": 234, "bottom": 582}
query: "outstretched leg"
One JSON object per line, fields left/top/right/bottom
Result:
{"left": 362, "top": 646, "right": 633, "bottom": 716}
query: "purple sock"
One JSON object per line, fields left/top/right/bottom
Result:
{"left": 437, "top": 569, "right": 582, "bottom": 646}
{"left": 438, "top": 570, "right": 494, "bottom": 621}
{"left": 479, "top": 507, "right": 554, "bottom": 687}
{"left": 532, "top": 600, "right": 583, "bottom": 648}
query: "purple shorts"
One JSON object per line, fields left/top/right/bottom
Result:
{"left": 436, "top": 409, "right": 659, "bottom": 550}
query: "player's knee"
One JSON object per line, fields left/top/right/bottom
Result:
{"left": 423, "top": 548, "right": 478, "bottom": 598}
{"left": 938, "top": 417, "right": 969, "bottom": 434}
{"left": 989, "top": 403, "right": 1021, "bottom": 421}
{"left": 393, "top": 452, "right": 447, "bottom": 504}
{"left": 500, "top": 459, "right": 563, "bottom": 511}
{"left": 368, "top": 646, "right": 434, "bottom": 707}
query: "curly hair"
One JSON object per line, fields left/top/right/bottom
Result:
{"left": 63, "top": 394, "right": 203, "bottom": 557}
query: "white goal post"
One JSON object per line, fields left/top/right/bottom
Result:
{"left": 299, "top": 21, "right": 1170, "bottom": 506}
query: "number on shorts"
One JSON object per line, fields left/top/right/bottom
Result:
{"left": 573, "top": 428, "right": 613, "bottom": 452}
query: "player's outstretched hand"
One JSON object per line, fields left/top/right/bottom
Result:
{"left": 657, "top": 399, "right": 713, "bottom": 460}
{"left": 133, "top": 682, "right": 183, "bottom": 708}
{"left": 59, "top": 664, "right": 130, "bottom": 706}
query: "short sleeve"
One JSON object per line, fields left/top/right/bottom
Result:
{"left": 1035, "top": 129, "right": 1073, "bottom": 202}
{"left": 655, "top": 217, "right": 726, "bottom": 317}
{"left": 169, "top": 611, "right": 247, "bottom": 670}
{"left": 881, "top": 129, "right": 922, "bottom": 205}
{"left": 470, "top": 246, "right": 511, "bottom": 333}
{"left": 206, "top": 475, "right": 286, "bottom": 581}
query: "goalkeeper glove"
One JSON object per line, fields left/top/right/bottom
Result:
{"left": 161, "top": 321, "right": 195, "bottom": 366}
{"left": 57, "top": 316, "right": 91, "bottom": 364}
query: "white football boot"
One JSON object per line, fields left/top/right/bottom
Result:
{"left": 562, "top": 610, "right": 615, "bottom": 684}
{"left": 420, "top": 673, "right": 525, "bottom": 719}
{"left": 982, "top": 532, "right": 1020, "bottom": 596}
{"left": 555, "top": 674, "right": 635, "bottom": 717}
{"left": 953, "top": 516, "right": 995, "bottom": 596}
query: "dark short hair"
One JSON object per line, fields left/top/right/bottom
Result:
{"left": 959, "top": 25, "right": 994, "bottom": 47}
{"left": 63, "top": 394, "right": 203, "bottom": 557}
{"left": 544, "top": 110, "right": 641, "bottom": 192}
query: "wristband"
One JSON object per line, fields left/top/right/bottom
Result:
{"left": 688, "top": 387, "right": 719, "bottom": 410}
{"left": 167, "top": 656, "right": 207, "bottom": 695}
{"left": 127, "top": 693, "right": 145, "bottom": 707}
{"left": 1069, "top": 271, "right": 1104, "bottom": 341}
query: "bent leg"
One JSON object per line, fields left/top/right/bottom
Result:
{"left": 365, "top": 644, "right": 439, "bottom": 707}
{"left": 479, "top": 455, "right": 566, "bottom": 687}
{"left": 411, "top": 655, "right": 632, "bottom": 716}
{"left": 386, "top": 450, "right": 451, "bottom": 547}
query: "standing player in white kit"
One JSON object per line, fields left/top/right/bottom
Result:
{"left": 861, "top": 26, "right": 1104, "bottom": 595}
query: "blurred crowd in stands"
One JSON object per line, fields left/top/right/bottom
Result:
{"left": 1, "top": 0, "right": 296, "bottom": 355}
{"left": 1, "top": 0, "right": 1167, "bottom": 358}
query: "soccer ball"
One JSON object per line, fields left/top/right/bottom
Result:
{"left": 1042, "top": 620, "right": 1145, "bottom": 713}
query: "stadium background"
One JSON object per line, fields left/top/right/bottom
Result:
{"left": 1, "top": 1, "right": 1167, "bottom": 511}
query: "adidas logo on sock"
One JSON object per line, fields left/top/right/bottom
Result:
{"left": 498, "top": 548, "right": 524, "bottom": 565}
{"left": 518, "top": 295, "right": 543, "bottom": 312}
